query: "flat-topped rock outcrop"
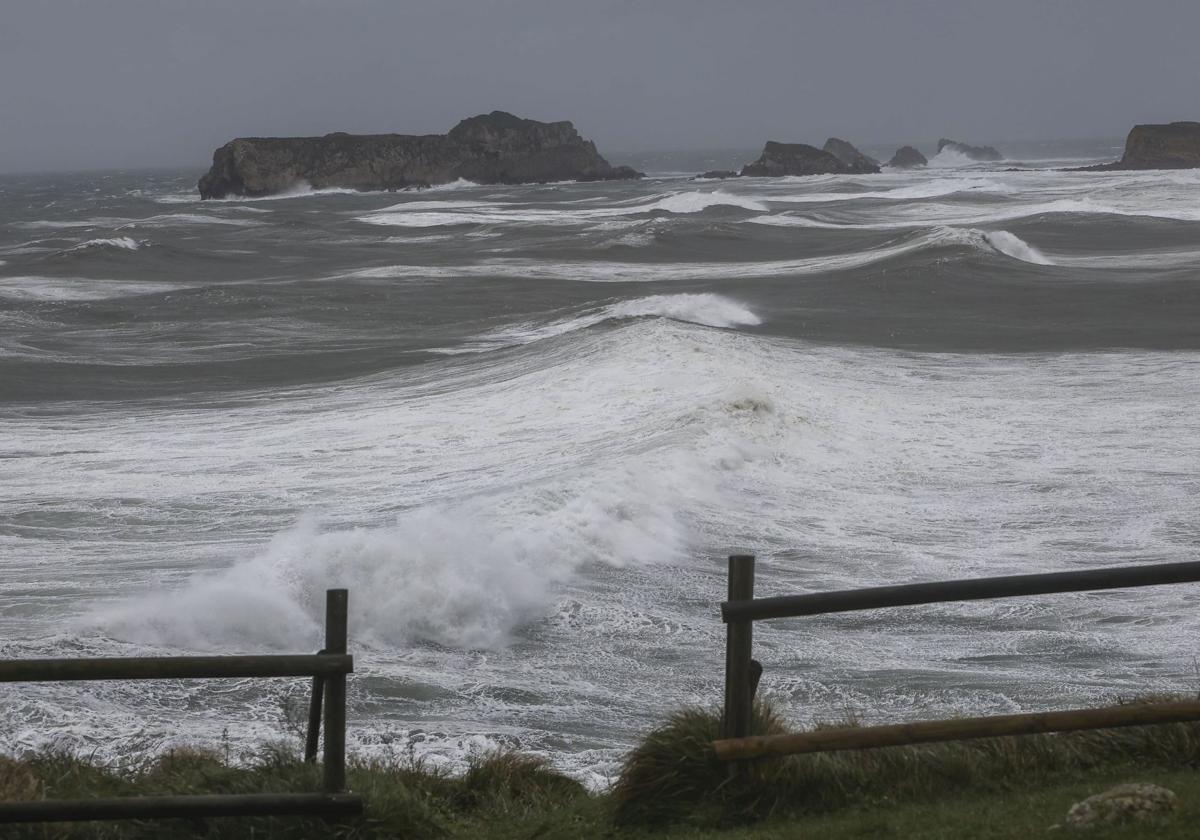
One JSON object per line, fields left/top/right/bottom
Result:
{"left": 937, "top": 138, "right": 1003, "bottom": 161}
{"left": 198, "top": 111, "right": 642, "bottom": 199}
{"left": 740, "top": 141, "right": 853, "bottom": 177}
{"left": 888, "top": 145, "right": 928, "bottom": 168}
{"left": 822, "top": 138, "right": 881, "bottom": 173}
{"left": 1081, "top": 122, "right": 1200, "bottom": 170}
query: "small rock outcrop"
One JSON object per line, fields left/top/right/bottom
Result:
{"left": 696, "top": 170, "right": 739, "bottom": 180}
{"left": 822, "top": 138, "right": 881, "bottom": 173}
{"left": 198, "top": 111, "right": 642, "bottom": 199}
{"left": 1081, "top": 122, "right": 1200, "bottom": 170}
{"left": 937, "top": 138, "right": 1003, "bottom": 161}
{"left": 887, "top": 145, "right": 928, "bottom": 168}
{"left": 740, "top": 141, "right": 851, "bottom": 177}
{"left": 1064, "top": 783, "right": 1176, "bottom": 828}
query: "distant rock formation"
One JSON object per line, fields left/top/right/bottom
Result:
{"left": 696, "top": 170, "right": 739, "bottom": 179}
{"left": 1079, "top": 122, "right": 1200, "bottom": 170}
{"left": 887, "top": 146, "right": 928, "bottom": 168}
{"left": 821, "top": 138, "right": 881, "bottom": 173}
{"left": 937, "top": 138, "right": 1003, "bottom": 161}
{"left": 740, "top": 142, "right": 852, "bottom": 177}
{"left": 198, "top": 111, "right": 642, "bottom": 199}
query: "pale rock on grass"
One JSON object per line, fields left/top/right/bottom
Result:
{"left": 1064, "top": 783, "right": 1177, "bottom": 828}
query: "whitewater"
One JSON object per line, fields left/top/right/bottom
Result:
{"left": 2, "top": 142, "right": 1199, "bottom": 785}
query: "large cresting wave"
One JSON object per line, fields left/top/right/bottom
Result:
{"left": 437, "top": 293, "right": 762, "bottom": 354}
{"left": 89, "top": 428, "right": 735, "bottom": 651}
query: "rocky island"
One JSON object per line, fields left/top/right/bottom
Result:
{"left": 198, "top": 111, "right": 642, "bottom": 199}
{"left": 887, "top": 145, "right": 928, "bottom": 168}
{"left": 739, "top": 138, "right": 879, "bottom": 177}
{"left": 822, "top": 138, "right": 881, "bottom": 173}
{"left": 1080, "top": 122, "right": 1200, "bottom": 170}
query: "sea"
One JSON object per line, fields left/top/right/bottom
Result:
{"left": 2, "top": 139, "right": 1199, "bottom": 786}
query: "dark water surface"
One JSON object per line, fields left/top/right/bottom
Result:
{"left": 2, "top": 144, "right": 1199, "bottom": 782}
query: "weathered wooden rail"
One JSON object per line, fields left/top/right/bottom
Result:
{"left": 717, "top": 556, "right": 1200, "bottom": 759}
{"left": 0, "top": 588, "right": 361, "bottom": 824}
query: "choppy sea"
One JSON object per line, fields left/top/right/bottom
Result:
{"left": 2, "top": 140, "right": 1199, "bottom": 785}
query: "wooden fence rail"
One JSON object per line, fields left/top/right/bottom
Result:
{"left": 717, "top": 556, "right": 1200, "bottom": 757}
{"left": 0, "top": 654, "right": 353, "bottom": 683}
{"left": 0, "top": 588, "right": 360, "bottom": 824}
{"left": 714, "top": 700, "right": 1200, "bottom": 761}
{"left": 721, "top": 559, "right": 1200, "bottom": 623}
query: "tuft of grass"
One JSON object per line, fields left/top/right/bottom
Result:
{"left": 140, "top": 746, "right": 239, "bottom": 792}
{"left": 457, "top": 750, "right": 586, "bottom": 814}
{"left": 611, "top": 701, "right": 792, "bottom": 826}
{"left": 0, "top": 755, "right": 39, "bottom": 801}
{"left": 344, "top": 757, "right": 451, "bottom": 840}
{"left": 18, "top": 750, "right": 135, "bottom": 801}
{"left": 611, "top": 699, "right": 1200, "bottom": 827}
{"left": 0, "top": 745, "right": 585, "bottom": 840}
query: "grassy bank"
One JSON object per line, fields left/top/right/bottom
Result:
{"left": 4, "top": 702, "right": 1200, "bottom": 838}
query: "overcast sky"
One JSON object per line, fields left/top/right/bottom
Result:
{"left": 2, "top": 0, "right": 1198, "bottom": 173}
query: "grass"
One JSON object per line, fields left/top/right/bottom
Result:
{"left": 611, "top": 698, "right": 1200, "bottom": 828}
{"left": 3, "top": 700, "right": 1200, "bottom": 838}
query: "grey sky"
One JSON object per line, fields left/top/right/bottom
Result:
{"left": 2, "top": 0, "right": 1198, "bottom": 173}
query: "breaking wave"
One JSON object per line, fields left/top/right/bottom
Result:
{"left": 91, "top": 515, "right": 555, "bottom": 650}
{"left": 977, "top": 230, "right": 1052, "bottom": 264}
{"left": 606, "top": 293, "right": 762, "bottom": 326}
{"left": 748, "top": 197, "right": 1200, "bottom": 230}
{"left": 422, "top": 178, "right": 482, "bottom": 192}
{"left": 769, "top": 177, "right": 1012, "bottom": 204}
{"left": 159, "top": 182, "right": 400, "bottom": 204}
{"left": 128, "top": 213, "right": 265, "bottom": 228}
{"left": 91, "top": 442, "right": 721, "bottom": 650}
{"left": 70, "top": 237, "right": 141, "bottom": 252}
{"left": 928, "top": 147, "right": 998, "bottom": 168}
{"left": 930, "top": 227, "right": 1054, "bottom": 265}
{"left": 349, "top": 225, "right": 1050, "bottom": 283}
{"left": 637, "top": 190, "right": 768, "bottom": 214}
{"left": 358, "top": 189, "right": 767, "bottom": 228}
{"left": 435, "top": 293, "right": 761, "bottom": 354}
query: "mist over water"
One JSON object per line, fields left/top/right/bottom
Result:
{"left": 2, "top": 142, "right": 1200, "bottom": 784}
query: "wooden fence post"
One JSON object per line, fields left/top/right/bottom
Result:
{"left": 303, "top": 667, "right": 325, "bottom": 763}
{"left": 322, "top": 590, "right": 349, "bottom": 793}
{"left": 722, "top": 555, "right": 755, "bottom": 741}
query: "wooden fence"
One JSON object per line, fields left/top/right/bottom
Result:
{"left": 716, "top": 556, "right": 1200, "bottom": 759}
{"left": 0, "top": 589, "right": 361, "bottom": 824}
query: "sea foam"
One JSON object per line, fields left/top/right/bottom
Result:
{"left": 91, "top": 447, "right": 711, "bottom": 650}
{"left": 927, "top": 147, "right": 996, "bottom": 168}
{"left": 0, "top": 276, "right": 175, "bottom": 301}
{"left": 92, "top": 514, "right": 552, "bottom": 650}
